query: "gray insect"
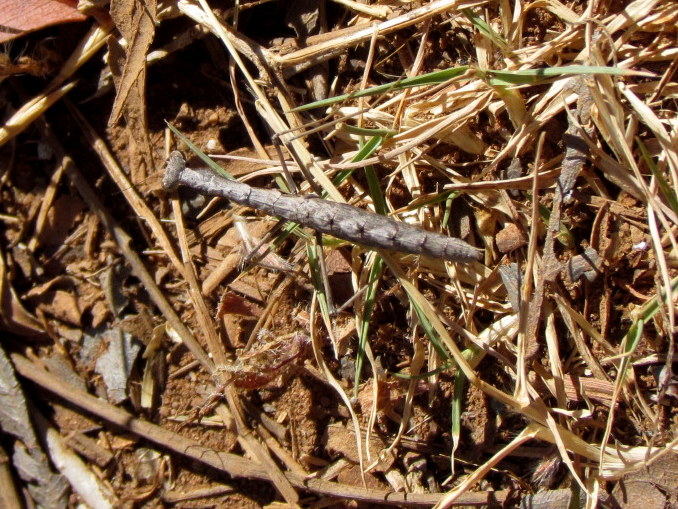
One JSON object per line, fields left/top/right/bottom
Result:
{"left": 163, "top": 151, "right": 480, "bottom": 263}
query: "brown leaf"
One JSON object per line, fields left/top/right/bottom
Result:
{"left": 564, "top": 247, "right": 601, "bottom": 283}
{"left": 495, "top": 222, "right": 528, "bottom": 253}
{"left": 0, "top": 0, "right": 86, "bottom": 44}
{"left": 36, "top": 194, "right": 84, "bottom": 247}
{"left": 0, "top": 248, "right": 43, "bottom": 336}
{"left": 610, "top": 453, "right": 678, "bottom": 508}
{"left": 218, "top": 291, "right": 264, "bottom": 349}
{"left": 324, "top": 422, "right": 394, "bottom": 472}
{"left": 108, "top": 0, "right": 157, "bottom": 180}
{"left": 39, "top": 290, "right": 82, "bottom": 327}
{"left": 108, "top": 0, "right": 156, "bottom": 124}
{"left": 217, "top": 292, "right": 259, "bottom": 318}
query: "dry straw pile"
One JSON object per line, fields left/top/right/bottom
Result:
{"left": 1, "top": 0, "right": 677, "bottom": 507}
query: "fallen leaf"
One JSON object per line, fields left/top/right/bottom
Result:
{"left": 99, "top": 262, "right": 130, "bottom": 317}
{"left": 0, "top": 247, "right": 43, "bottom": 336}
{"left": 39, "top": 290, "right": 82, "bottom": 327}
{"left": 36, "top": 194, "right": 85, "bottom": 247}
{"left": 495, "top": 222, "right": 528, "bottom": 253}
{"left": 324, "top": 423, "right": 394, "bottom": 472}
{"left": 610, "top": 453, "right": 678, "bottom": 508}
{"left": 92, "top": 328, "right": 141, "bottom": 404}
{"left": 0, "top": 0, "right": 87, "bottom": 44}
{"left": 108, "top": 0, "right": 157, "bottom": 181}
{"left": 0, "top": 349, "right": 68, "bottom": 507}
{"left": 217, "top": 292, "right": 260, "bottom": 318}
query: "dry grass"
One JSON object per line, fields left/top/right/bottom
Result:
{"left": 1, "top": 0, "right": 677, "bottom": 507}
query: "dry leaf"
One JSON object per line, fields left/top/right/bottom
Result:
{"left": 36, "top": 194, "right": 84, "bottom": 247}
{"left": 90, "top": 328, "right": 141, "bottom": 404}
{"left": 495, "top": 222, "right": 528, "bottom": 253}
{"left": 108, "top": 0, "right": 157, "bottom": 180}
{"left": 324, "top": 423, "right": 394, "bottom": 472}
{"left": 0, "top": 247, "right": 43, "bottom": 336}
{"left": 0, "top": 0, "right": 86, "bottom": 44}
{"left": 108, "top": 0, "right": 156, "bottom": 124}
{"left": 610, "top": 453, "right": 678, "bottom": 508}
{"left": 217, "top": 292, "right": 260, "bottom": 318}
{"left": 40, "top": 290, "right": 83, "bottom": 327}
{"left": 0, "top": 348, "right": 68, "bottom": 507}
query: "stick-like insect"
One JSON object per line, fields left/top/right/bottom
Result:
{"left": 163, "top": 151, "right": 481, "bottom": 263}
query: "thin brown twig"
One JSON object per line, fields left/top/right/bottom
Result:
{"left": 35, "top": 115, "right": 214, "bottom": 373}
{"left": 66, "top": 100, "right": 187, "bottom": 278}
{"left": 12, "top": 351, "right": 510, "bottom": 507}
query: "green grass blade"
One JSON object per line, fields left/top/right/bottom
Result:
{"left": 462, "top": 8, "right": 509, "bottom": 54}
{"left": 342, "top": 125, "right": 397, "bottom": 137}
{"left": 412, "top": 190, "right": 456, "bottom": 207}
{"left": 319, "top": 133, "right": 387, "bottom": 193}
{"left": 353, "top": 135, "right": 384, "bottom": 164}
{"left": 409, "top": 297, "right": 450, "bottom": 361}
{"left": 441, "top": 191, "right": 459, "bottom": 229}
{"left": 292, "top": 66, "right": 469, "bottom": 111}
{"left": 293, "top": 65, "right": 642, "bottom": 111}
{"left": 166, "top": 122, "right": 234, "bottom": 179}
{"left": 637, "top": 137, "right": 678, "bottom": 215}
{"left": 629, "top": 276, "right": 678, "bottom": 339}
{"left": 618, "top": 276, "right": 678, "bottom": 384}
{"left": 391, "top": 362, "right": 454, "bottom": 380}
{"left": 363, "top": 167, "right": 387, "bottom": 217}
{"left": 483, "top": 65, "right": 642, "bottom": 86}
{"left": 307, "top": 241, "right": 333, "bottom": 322}
{"left": 353, "top": 134, "right": 390, "bottom": 394}
{"left": 539, "top": 203, "right": 574, "bottom": 248}
{"left": 451, "top": 369, "right": 466, "bottom": 473}
{"left": 354, "top": 255, "right": 384, "bottom": 397}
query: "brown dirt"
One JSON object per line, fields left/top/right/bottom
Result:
{"left": 0, "top": 1, "right": 677, "bottom": 508}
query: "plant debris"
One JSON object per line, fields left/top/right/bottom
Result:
{"left": 0, "top": 0, "right": 677, "bottom": 507}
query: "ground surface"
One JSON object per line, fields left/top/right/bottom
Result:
{"left": 0, "top": 1, "right": 677, "bottom": 508}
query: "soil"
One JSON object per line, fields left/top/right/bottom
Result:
{"left": 0, "top": 1, "right": 676, "bottom": 508}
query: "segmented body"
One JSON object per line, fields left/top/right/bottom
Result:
{"left": 163, "top": 151, "right": 480, "bottom": 263}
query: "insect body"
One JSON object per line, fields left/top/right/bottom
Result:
{"left": 163, "top": 151, "right": 481, "bottom": 263}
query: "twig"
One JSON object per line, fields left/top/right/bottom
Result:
{"left": 35, "top": 117, "right": 214, "bottom": 373}
{"left": 11, "top": 353, "right": 513, "bottom": 507}
{"left": 65, "top": 100, "right": 187, "bottom": 279}
{"left": 163, "top": 152, "right": 481, "bottom": 263}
